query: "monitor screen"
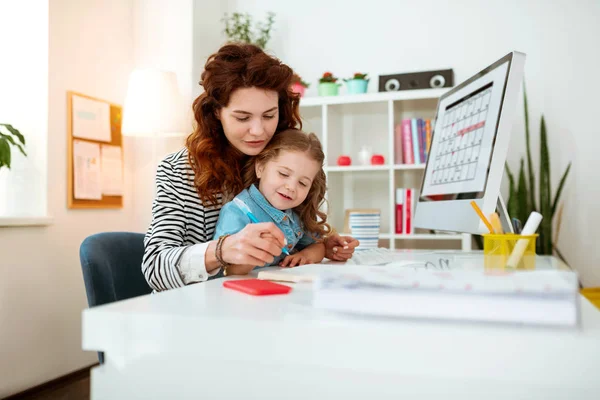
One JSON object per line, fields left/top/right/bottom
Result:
{"left": 421, "top": 60, "right": 509, "bottom": 201}
{"left": 414, "top": 51, "right": 526, "bottom": 234}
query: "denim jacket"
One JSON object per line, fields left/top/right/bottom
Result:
{"left": 213, "top": 184, "right": 316, "bottom": 267}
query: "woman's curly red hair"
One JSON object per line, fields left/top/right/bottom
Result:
{"left": 186, "top": 43, "right": 301, "bottom": 206}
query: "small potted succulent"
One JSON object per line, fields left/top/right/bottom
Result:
{"left": 318, "top": 72, "right": 341, "bottom": 96}
{"left": 344, "top": 72, "right": 369, "bottom": 94}
{"left": 290, "top": 74, "right": 310, "bottom": 97}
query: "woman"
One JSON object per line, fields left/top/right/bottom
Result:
{"left": 142, "top": 43, "right": 359, "bottom": 291}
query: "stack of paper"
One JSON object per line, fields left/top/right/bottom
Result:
{"left": 313, "top": 268, "right": 580, "bottom": 327}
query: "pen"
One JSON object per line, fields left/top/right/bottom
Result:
{"left": 470, "top": 201, "right": 494, "bottom": 234}
{"left": 233, "top": 198, "right": 290, "bottom": 255}
{"left": 511, "top": 218, "right": 522, "bottom": 234}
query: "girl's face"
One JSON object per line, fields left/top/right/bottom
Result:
{"left": 218, "top": 87, "right": 279, "bottom": 156}
{"left": 256, "top": 150, "right": 320, "bottom": 210}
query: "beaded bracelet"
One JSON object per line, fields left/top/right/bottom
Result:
{"left": 215, "top": 234, "right": 231, "bottom": 276}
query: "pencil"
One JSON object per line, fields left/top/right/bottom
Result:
{"left": 470, "top": 201, "right": 494, "bottom": 234}
{"left": 489, "top": 212, "right": 504, "bottom": 234}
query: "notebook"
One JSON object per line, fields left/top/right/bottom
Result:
{"left": 313, "top": 268, "right": 580, "bottom": 327}
{"left": 257, "top": 267, "right": 317, "bottom": 283}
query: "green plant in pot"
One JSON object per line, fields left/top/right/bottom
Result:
{"left": 318, "top": 72, "right": 341, "bottom": 96}
{"left": 344, "top": 72, "right": 369, "bottom": 94}
{"left": 222, "top": 11, "right": 275, "bottom": 49}
{"left": 504, "top": 84, "right": 571, "bottom": 260}
{"left": 0, "top": 123, "right": 26, "bottom": 170}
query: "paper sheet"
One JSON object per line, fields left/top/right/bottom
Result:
{"left": 72, "top": 95, "right": 111, "bottom": 142}
{"left": 101, "top": 144, "right": 123, "bottom": 195}
{"left": 73, "top": 140, "right": 102, "bottom": 200}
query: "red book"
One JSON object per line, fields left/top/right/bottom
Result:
{"left": 394, "top": 124, "right": 403, "bottom": 164}
{"left": 396, "top": 188, "right": 404, "bottom": 234}
{"left": 401, "top": 119, "right": 414, "bottom": 164}
{"left": 405, "top": 188, "right": 412, "bottom": 234}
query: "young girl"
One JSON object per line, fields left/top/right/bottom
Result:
{"left": 213, "top": 128, "right": 331, "bottom": 272}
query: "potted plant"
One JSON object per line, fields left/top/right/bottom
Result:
{"left": 222, "top": 12, "right": 275, "bottom": 49}
{"left": 504, "top": 84, "right": 571, "bottom": 258}
{"left": 0, "top": 123, "right": 26, "bottom": 170}
{"left": 344, "top": 72, "right": 369, "bottom": 94}
{"left": 290, "top": 74, "right": 310, "bottom": 97}
{"left": 318, "top": 72, "right": 341, "bottom": 96}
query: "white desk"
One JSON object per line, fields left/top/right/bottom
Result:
{"left": 83, "top": 252, "right": 600, "bottom": 399}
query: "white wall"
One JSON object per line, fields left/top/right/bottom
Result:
{"left": 0, "top": 0, "right": 136, "bottom": 397}
{"left": 130, "top": 0, "right": 228, "bottom": 231}
{"left": 129, "top": 0, "right": 194, "bottom": 232}
{"left": 224, "top": 0, "right": 600, "bottom": 286}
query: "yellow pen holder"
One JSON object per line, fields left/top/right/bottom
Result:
{"left": 483, "top": 234, "right": 538, "bottom": 270}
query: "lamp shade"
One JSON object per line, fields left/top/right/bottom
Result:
{"left": 121, "top": 69, "right": 189, "bottom": 137}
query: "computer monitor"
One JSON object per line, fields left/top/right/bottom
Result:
{"left": 414, "top": 51, "right": 526, "bottom": 234}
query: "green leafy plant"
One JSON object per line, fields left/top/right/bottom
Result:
{"left": 505, "top": 83, "right": 571, "bottom": 256}
{"left": 0, "top": 123, "right": 27, "bottom": 170}
{"left": 345, "top": 72, "right": 368, "bottom": 81}
{"left": 291, "top": 73, "right": 310, "bottom": 88}
{"left": 319, "top": 72, "right": 339, "bottom": 84}
{"left": 222, "top": 12, "right": 275, "bottom": 49}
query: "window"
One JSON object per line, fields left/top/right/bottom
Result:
{"left": 0, "top": 1, "right": 49, "bottom": 220}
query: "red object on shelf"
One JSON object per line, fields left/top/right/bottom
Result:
{"left": 371, "top": 154, "right": 385, "bottom": 165}
{"left": 337, "top": 155, "right": 352, "bottom": 166}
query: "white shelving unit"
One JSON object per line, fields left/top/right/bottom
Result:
{"left": 299, "top": 89, "right": 471, "bottom": 251}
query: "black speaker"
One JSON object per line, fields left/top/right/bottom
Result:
{"left": 378, "top": 69, "right": 454, "bottom": 92}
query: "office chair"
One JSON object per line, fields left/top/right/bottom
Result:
{"left": 79, "top": 232, "right": 152, "bottom": 363}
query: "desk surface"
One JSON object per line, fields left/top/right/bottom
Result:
{"left": 83, "top": 252, "right": 600, "bottom": 399}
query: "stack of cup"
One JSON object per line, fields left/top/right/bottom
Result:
{"left": 348, "top": 210, "right": 381, "bottom": 249}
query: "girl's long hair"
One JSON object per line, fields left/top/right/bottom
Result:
{"left": 243, "top": 129, "right": 331, "bottom": 239}
{"left": 186, "top": 43, "right": 301, "bottom": 206}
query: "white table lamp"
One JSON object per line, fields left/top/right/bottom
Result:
{"left": 121, "top": 69, "right": 188, "bottom": 137}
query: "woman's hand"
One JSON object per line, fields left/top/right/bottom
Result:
{"left": 325, "top": 234, "right": 359, "bottom": 261}
{"left": 220, "top": 222, "right": 286, "bottom": 274}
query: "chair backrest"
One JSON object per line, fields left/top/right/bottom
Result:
{"left": 80, "top": 232, "right": 151, "bottom": 308}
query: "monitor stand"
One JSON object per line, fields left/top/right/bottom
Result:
{"left": 497, "top": 195, "right": 514, "bottom": 233}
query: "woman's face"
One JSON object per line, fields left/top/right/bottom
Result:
{"left": 218, "top": 87, "right": 279, "bottom": 156}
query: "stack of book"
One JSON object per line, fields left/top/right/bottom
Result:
{"left": 313, "top": 268, "right": 580, "bottom": 327}
{"left": 394, "top": 118, "right": 433, "bottom": 165}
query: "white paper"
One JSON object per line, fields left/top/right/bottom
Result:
{"left": 101, "top": 145, "right": 123, "bottom": 196}
{"left": 72, "top": 95, "right": 111, "bottom": 142}
{"left": 73, "top": 140, "right": 102, "bottom": 200}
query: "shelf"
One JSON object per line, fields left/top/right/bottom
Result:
{"left": 325, "top": 164, "right": 426, "bottom": 172}
{"left": 393, "top": 164, "right": 425, "bottom": 170}
{"left": 390, "top": 233, "right": 463, "bottom": 240}
{"left": 299, "top": 88, "right": 449, "bottom": 107}
{"left": 0, "top": 216, "right": 54, "bottom": 227}
{"left": 326, "top": 165, "right": 390, "bottom": 172}
{"left": 350, "top": 233, "right": 463, "bottom": 240}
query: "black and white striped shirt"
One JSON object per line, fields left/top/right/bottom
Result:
{"left": 142, "top": 148, "right": 223, "bottom": 292}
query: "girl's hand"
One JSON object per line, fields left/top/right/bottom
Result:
{"left": 325, "top": 234, "right": 359, "bottom": 261}
{"left": 279, "top": 253, "right": 312, "bottom": 268}
{"left": 220, "top": 222, "right": 286, "bottom": 268}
